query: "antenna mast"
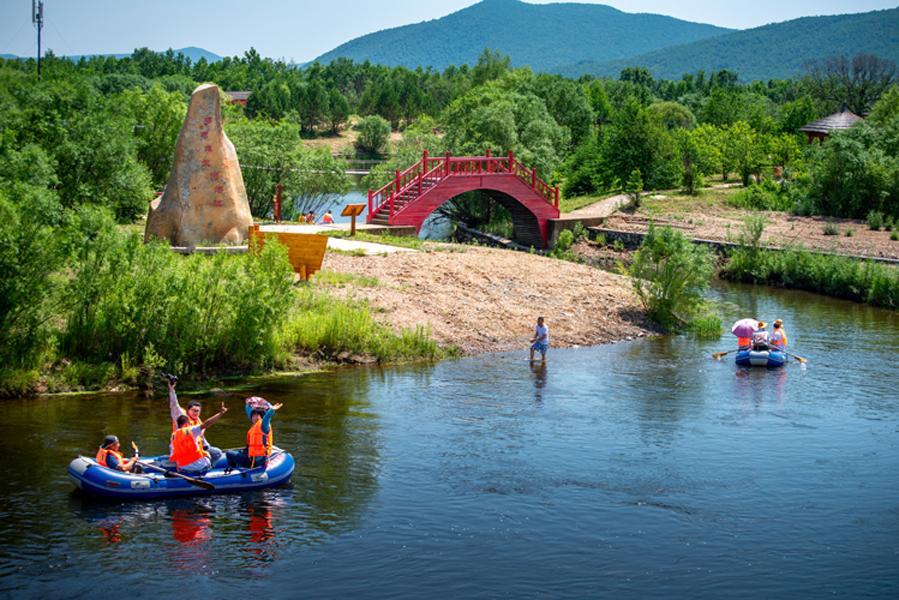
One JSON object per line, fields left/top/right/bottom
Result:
{"left": 32, "top": 0, "right": 44, "bottom": 79}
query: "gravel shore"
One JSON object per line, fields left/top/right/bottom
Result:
{"left": 322, "top": 244, "right": 655, "bottom": 355}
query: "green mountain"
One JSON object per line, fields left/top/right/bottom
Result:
{"left": 313, "top": 0, "right": 730, "bottom": 71}
{"left": 553, "top": 8, "right": 899, "bottom": 81}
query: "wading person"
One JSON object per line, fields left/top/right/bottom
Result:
{"left": 166, "top": 376, "right": 223, "bottom": 465}
{"left": 226, "top": 400, "right": 283, "bottom": 471}
{"left": 96, "top": 435, "right": 139, "bottom": 472}
{"left": 529, "top": 316, "right": 549, "bottom": 363}
{"left": 170, "top": 402, "right": 228, "bottom": 474}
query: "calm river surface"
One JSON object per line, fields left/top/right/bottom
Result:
{"left": 1, "top": 284, "right": 897, "bottom": 598}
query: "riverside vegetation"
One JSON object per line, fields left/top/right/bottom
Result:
{"left": 721, "top": 217, "right": 898, "bottom": 309}
{"left": 2, "top": 44, "right": 898, "bottom": 393}
{"left": 0, "top": 203, "right": 445, "bottom": 398}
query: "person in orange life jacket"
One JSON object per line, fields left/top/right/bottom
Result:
{"left": 770, "top": 319, "right": 788, "bottom": 349}
{"left": 170, "top": 402, "right": 228, "bottom": 474}
{"left": 96, "top": 435, "right": 139, "bottom": 472}
{"left": 225, "top": 402, "right": 283, "bottom": 470}
{"left": 167, "top": 378, "right": 223, "bottom": 465}
{"left": 320, "top": 210, "right": 334, "bottom": 225}
{"left": 751, "top": 321, "right": 770, "bottom": 350}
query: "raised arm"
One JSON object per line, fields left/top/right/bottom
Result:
{"left": 168, "top": 382, "right": 185, "bottom": 423}
{"left": 200, "top": 402, "right": 229, "bottom": 430}
{"left": 261, "top": 403, "right": 283, "bottom": 434}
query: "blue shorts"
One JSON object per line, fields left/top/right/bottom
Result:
{"left": 531, "top": 341, "right": 548, "bottom": 354}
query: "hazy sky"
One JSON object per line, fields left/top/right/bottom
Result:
{"left": 1, "top": 0, "right": 896, "bottom": 61}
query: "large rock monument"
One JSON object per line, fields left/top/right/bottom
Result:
{"left": 145, "top": 83, "right": 253, "bottom": 246}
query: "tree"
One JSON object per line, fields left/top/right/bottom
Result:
{"left": 601, "top": 97, "right": 679, "bottom": 190}
{"left": 472, "top": 48, "right": 511, "bottom": 87}
{"left": 805, "top": 54, "right": 897, "bottom": 115}
{"left": 355, "top": 115, "right": 391, "bottom": 156}
{"left": 625, "top": 169, "right": 643, "bottom": 208}
{"left": 648, "top": 101, "right": 696, "bottom": 130}
{"left": 226, "top": 118, "right": 349, "bottom": 218}
{"left": 327, "top": 88, "right": 350, "bottom": 134}
{"left": 725, "top": 121, "right": 765, "bottom": 187}
{"left": 629, "top": 224, "right": 715, "bottom": 332}
{"left": 119, "top": 83, "right": 187, "bottom": 187}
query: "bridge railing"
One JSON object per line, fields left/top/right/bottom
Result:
{"left": 367, "top": 150, "right": 560, "bottom": 221}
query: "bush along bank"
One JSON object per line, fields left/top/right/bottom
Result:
{"left": 721, "top": 245, "right": 898, "bottom": 309}
{"left": 0, "top": 209, "right": 450, "bottom": 398}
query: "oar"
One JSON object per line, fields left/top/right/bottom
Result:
{"left": 134, "top": 459, "right": 216, "bottom": 491}
{"left": 712, "top": 349, "right": 736, "bottom": 360}
{"left": 783, "top": 350, "right": 808, "bottom": 364}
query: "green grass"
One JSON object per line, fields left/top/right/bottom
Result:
{"left": 275, "top": 288, "right": 456, "bottom": 363}
{"left": 323, "top": 230, "right": 425, "bottom": 250}
{"left": 312, "top": 269, "right": 380, "bottom": 288}
{"left": 639, "top": 187, "right": 739, "bottom": 217}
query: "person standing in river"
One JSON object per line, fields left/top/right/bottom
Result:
{"left": 529, "top": 316, "right": 549, "bottom": 362}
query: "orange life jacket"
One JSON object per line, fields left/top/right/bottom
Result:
{"left": 770, "top": 329, "right": 788, "bottom": 348}
{"left": 96, "top": 447, "right": 124, "bottom": 469}
{"left": 170, "top": 427, "right": 208, "bottom": 468}
{"left": 171, "top": 413, "right": 202, "bottom": 431}
{"left": 737, "top": 336, "right": 751, "bottom": 348}
{"left": 247, "top": 420, "right": 274, "bottom": 458}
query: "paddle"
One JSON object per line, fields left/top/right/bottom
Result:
{"left": 129, "top": 442, "right": 215, "bottom": 491}
{"left": 783, "top": 350, "right": 808, "bottom": 364}
{"left": 712, "top": 349, "right": 737, "bottom": 360}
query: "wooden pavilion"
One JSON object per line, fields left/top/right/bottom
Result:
{"left": 799, "top": 103, "right": 863, "bottom": 143}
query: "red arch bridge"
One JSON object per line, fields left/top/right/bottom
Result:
{"left": 367, "top": 150, "right": 560, "bottom": 248}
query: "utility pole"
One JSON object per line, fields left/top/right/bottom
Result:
{"left": 32, "top": 0, "right": 44, "bottom": 80}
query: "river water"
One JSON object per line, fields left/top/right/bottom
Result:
{"left": 1, "top": 283, "right": 897, "bottom": 598}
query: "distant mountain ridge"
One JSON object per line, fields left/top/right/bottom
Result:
{"left": 553, "top": 8, "right": 899, "bottom": 81}
{"left": 313, "top": 0, "right": 731, "bottom": 71}
{"left": 0, "top": 46, "right": 222, "bottom": 63}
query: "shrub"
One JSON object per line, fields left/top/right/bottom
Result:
{"left": 823, "top": 223, "right": 840, "bottom": 236}
{"left": 625, "top": 169, "right": 643, "bottom": 209}
{"left": 354, "top": 115, "right": 391, "bottom": 156}
{"left": 867, "top": 210, "right": 884, "bottom": 231}
{"left": 722, "top": 246, "right": 899, "bottom": 309}
{"left": 629, "top": 224, "right": 715, "bottom": 331}
{"left": 60, "top": 229, "right": 297, "bottom": 377}
{"left": 892, "top": 231, "right": 899, "bottom": 241}
{"left": 728, "top": 182, "right": 793, "bottom": 212}
{"left": 885, "top": 216, "right": 894, "bottom": 232}
{"left": 845, "top": 228, "right": 854, "bottom": 237}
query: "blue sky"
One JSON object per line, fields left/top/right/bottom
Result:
{"left": 1, "top": 0, "right": 896, "bottom": 61}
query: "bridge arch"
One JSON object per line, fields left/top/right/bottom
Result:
{"left": 367, "top": 151, "right": 560, "bottom": 248}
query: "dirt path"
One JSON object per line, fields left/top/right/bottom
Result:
{"left": 601, "top": 194, "right": 899, "bottom": 260}
{"left": 321, "top": 245, "right": 655, "bottom": 355}
{"left": 564, "top": 193, "right": 630, "bottom": 218}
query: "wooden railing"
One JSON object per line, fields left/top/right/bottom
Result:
{"left": 367, "top": 150, "right": 560, "bottom": 222}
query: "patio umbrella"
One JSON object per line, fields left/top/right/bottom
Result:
{"left": 731, "top": 318, "right": 759, "bottom": 338}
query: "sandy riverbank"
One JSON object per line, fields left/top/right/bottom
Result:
{"left": 321, "top": 244, "right": 655, "bottom": 355}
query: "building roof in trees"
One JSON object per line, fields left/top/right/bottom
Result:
{"left": 799, "top": 105, "right": 864, "bottom": 134}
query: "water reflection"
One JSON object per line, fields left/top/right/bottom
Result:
{"left": 529, "top": 361, "right": 547, "bottom": 402}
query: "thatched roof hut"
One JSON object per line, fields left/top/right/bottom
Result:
{"left": 799, "top": 104, "right": 863, "bottom": 143}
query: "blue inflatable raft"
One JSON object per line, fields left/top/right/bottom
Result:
{"left": 735, "top": 349, "right": 786, "bottom": 368}
{"left": 68, "top": 448, "right": 295, "bottom": 500}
